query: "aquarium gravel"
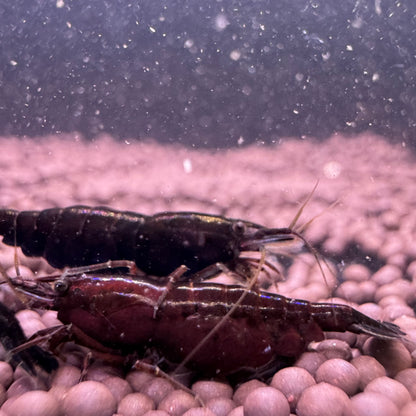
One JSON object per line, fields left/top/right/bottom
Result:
{"left": 0, "top": 133, "right": 415, "bottom": 416}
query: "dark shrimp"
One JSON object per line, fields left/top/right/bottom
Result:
{"left": 0, "top": 206, "right": 302, "bottom": 278}
{"left": 8, "top": 270, "right": 404, "bottom": 380}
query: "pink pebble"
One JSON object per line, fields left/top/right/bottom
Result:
{"left": 395, "top": 368, "right": 416, "bottom": 399}
{"left": 233, "top": 380, "right": 267, "bottom": 406}
{"left": 315, "top": 358, "right": 360, "bottom": 395}
{"left": 294, "top": 352, "right": 327, "bottom": 376}
{"left": 226, "top": 406, "right": 243, "bottom": 416}
{"left": 205, "top": 397, "right": 236, "bottom": 416}
{"left": 362, "top": 338, "right": 412, "bottom": 376}
{"left": 182, "top": 408, "right": 216, "bottom": 416}
{"left": 140, "top": 378, "right": 174, "bottom": 406}
{"left": 296, "top": 383, "right": 351, "bottom": 416}
{"left": 158, "top": 390, "right": 200, "bottom": 416}
{"left": 192, "top": 381, "right": 233, "bottom": 402}
{"left": 52, "top": 365, "right": 81, "bottom": 388}
{"left": 351, "top": 392, "right": 399, "bottom": 416}
{"left": 117, "top": 393, "right": 155, "bottom": 416}
{"left": 372, "top": 265, "right": 403, "bottom": 285}
{"left": 342, "top": 264, "right": 371, "bottom": 282}
{"left": 271, "top": 367, "right": 316, "bottom": 412}
{"left": 62, "top": 380, "right": 117, "bottom": 416}
{"left": 312, "top": 339, "right": 353, "bottom": 361}
{"left": 365, "top": 376, "right": 411, "bottom": 409}
{"left": 351, "top": 355, "right": 386, "bottom": 390}
{"left": 243, "top": 387, "right": 290, "bottom": 416}
{"left": 0, "top": 362, "right": 13, "bottom": 388}
{"left": 5, "top": 390, "right": 60, "bottom": 416}
{"left": 400, "top": 401, "right": 416, "bottom": 416}
{"left": 102, "top": 376, "right": 133, "bottom": 403}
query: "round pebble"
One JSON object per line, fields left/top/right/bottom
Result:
{"left": 342, "top": 264, "right": 371, "bottom": 282}
{"left": 312, "top": 339, "right": 353, "bottom": 361}
{"left": 7, "top": 376, "right": 45, "bottom": 399}
{"left": 182, "top": 408, "right": 216, "bottom": 416}
{"left": 140, "top": 378, "right": 175, "bottom": 406}
{"left": 363, "top": 338, "right": 412, "bottom": 376}
{"left": 372, "top": 265, "right": 403, "bottom": 285}
{"left": 192, "top": 381, "right": 233, "bottom": 402}
{"left": 400, "top": 401, "right": 416, "bottom": 416}
{"left": 117, "top": 393, "right": 155, "bottom": 416}
{"left": 4, "top": 390, "right": 60, "bottom": 416}
{"left": 243, "top": 387, "right": 290, "bottom": 416}
{"left": 142, "top": 411, "right": 170, "bottom": 416}
{"left": 0, "top": 385, "right": 5, "bottom": 408}
{"left": 294, "top": 352, "right": 327, "bottom": 376}
{"left": 296, "top": 383, "right": 351, "bottom": 416}
{"left": 102, "top": 376, "right": 133, "bottom": 403}
{"left": 351, "top": 392, "right": 399, "bottom": 416}
{"left": 364, "top": 376, "right": 411, "bottom": 409}
{"left": 62, "top": 380, "right": 117, "bottom": 416}
{"left": 271, "top": 367, "right": 316, "bottom": 412}
{"left": 233, "top": 380, "right": 267, "bottom": 406}
{"left": 395, "top": 368, "right": 416, "bottom": 399}
{"left": 227, "top": 406, "right": 243, "bottom": 416}
{"left": 158, "top": 390, "right": 200, "bottom": 416}
{"left": 0, "top": 362, "right": 14, "bottom": 388}
{"left": 52, "top": 365, "right": 81, "bottom": 388}
{"left": 205, "top": 397, "right": 236, "bottom": 416}
{"left": 126, "top": 371, "right": 155, "bottom": 392}
{"left": 315, "top": 358, "right": 360, "bottom": 395}
{"left": 351, "top": 355, "right": 387, "bottom": 390}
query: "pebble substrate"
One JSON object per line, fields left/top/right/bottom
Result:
{"left": 0, "top": 133, "right": 416, "bottom": 416}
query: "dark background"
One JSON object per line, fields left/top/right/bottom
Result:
{"left": 0, "top": 0, "right": 415, "bottom": 148}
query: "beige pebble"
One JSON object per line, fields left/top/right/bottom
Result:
{"left": 102, "top": 376, "right": 133, "bottom": 403}
{"left": 117, "top": 393, "right": 155, "bottom": 416}
{"left": 372, "top": 265, "right": 403, "bottom": 286}
{"left": 351, "top": 355, "right": 387, "bottom": 390}
{"left": 365, "top": 376, "right": 411, "bottom": 409}
{"left": 4, "top": 390, "right": 60, "bottom": 416}
{"left": 140, "top": 378, "right": 174, "bottom": 406}
{"left": 296, "top": 382, "right": 351, "bottom": 416}
{"left": 382, "top": 304, "right": 414, "bottom": 321}
{"left": 51, "top": 365, "right": 81, "bottom": 388}
{"left": 158, "top": 390, "right": 200, "bottom": 416}
{"left": 182, "top": 408, "right": 216, "bottom": 416}
{"left": 192, "top": 381, "right": 233, "bottom": 402}
{"left": 62, "top": 380, "right": 117, "bottom": 416}
{"left": 315, "top": 358, "right": 360, "bottom": 395}
{"left": 227, "top": 405, "right": 243, "bottom": 416}
{"left": 126, "top": 371, "right": 155, "bottom": 392}
{"left": 342, "top": 264, "right": 371, "bottom": 282}
{"left": 374, "top": 280, "right": 413, "bottom": 304}
{"left": 363, "top": 338, "right": 412, "bottom": 376}
{"left": 271, "top": 367, "right": 316, "bottom": 412}
{"left": 395, "top": 368, "right": 416, "bottom": 399}
{"left": 205, "top": 397, "right": 236, "bottom": 416}
{"left": 243, "top": 387, "right": 290, "bottom": 416}
{"left": 233, "top": 380, "right": 267, "bottom": 406}
{"left": 400, "top": 401, "right": 416, "bottom": 416}
{"left": 351, "top": 392, "right": 399, "bottom": 416}
{"left": 7, "top": 376, "right": 45, "bottom": 399}
{"left": 294, "top": 352, "right": 327, "bottom": 376}
{"left": 40, "top": 310, "right": 62, "bottom": 328}
{"left": 312, "top": 339, "right": 353, "bottom": 361}
{"left": 0, "top": 362, "right": 14, "bottom": 388}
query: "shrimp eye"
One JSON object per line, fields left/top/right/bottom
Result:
{"left": 54, "top": 279, "right": 69, "bottom": 294}
{"left": 232, "top": 221, "right": 246, "bottom": 236}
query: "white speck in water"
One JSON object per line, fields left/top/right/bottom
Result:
{"left": 214, "top": 14, "right": 229, "bottom": 32}
{"left": 56, "top": 0, "right": 64, "bottom": 8}
{"left": 10, "top": 60, "right": 17, "bottom": 66}
{"left": 183, "top": 158, "right": 192, "bottom": 173}
{"left": 323, "top": 161, "right": 342, "bottom": 179}
{"left": 149, "top": 26, "right": 156, "bottom": 33}
{"left": 230, "top": 49, "right": 241, "bottom": 61}
{"left": 237, "top": 136, "right": 245, "bottom": 145}
{"left": 372, "top": 72, "right": 380, "bottom": 82}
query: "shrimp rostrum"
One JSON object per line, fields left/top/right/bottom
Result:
{"left": 0, "top": 206, "right": 308, "bottom": 279}
{"left": 4, "top": 268, "right": 405, "bottom": 381}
